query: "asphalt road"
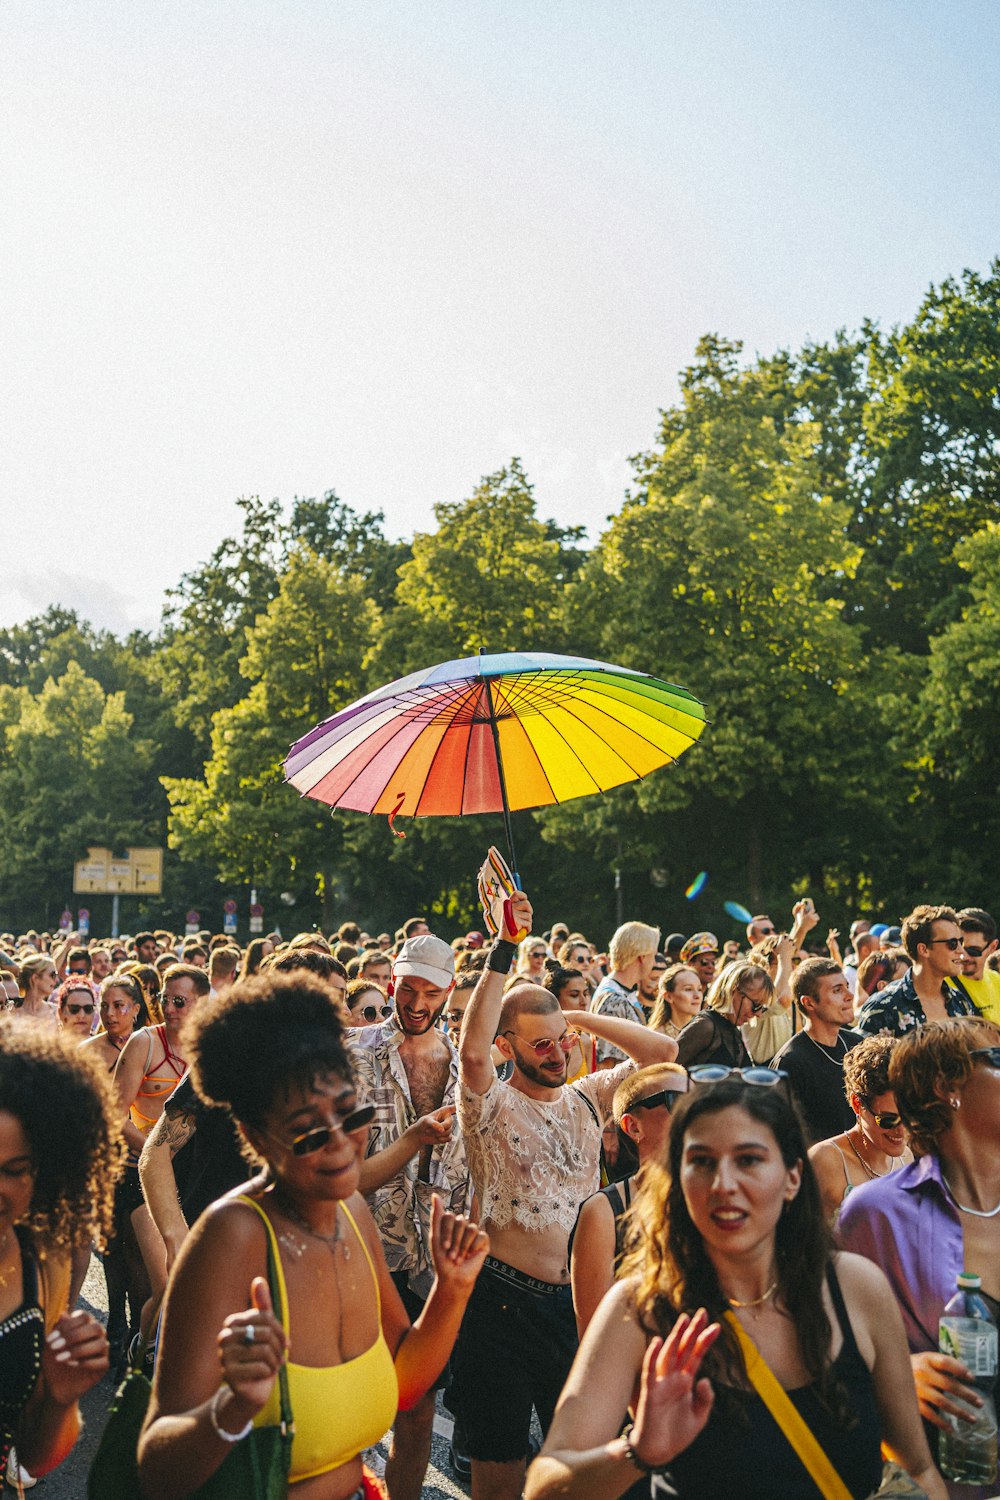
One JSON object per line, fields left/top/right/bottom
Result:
{"left": 29, "top": 1253, "right": 475, "bottom": 1500}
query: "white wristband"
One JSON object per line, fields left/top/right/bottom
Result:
{"left": 209, "top": 1385, "right": 253, "bottom": 1443}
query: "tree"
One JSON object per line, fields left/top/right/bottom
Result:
{"left": 0, "top": 663, "right": 158, "bottom": 927}
{"left": 370, "top": 459, "right": 586, "bottom": 677}
{"left": 163, "top": 549, "right": 381, "bottom": 926}
{"left": 540, "top": 335, "right": 889, "bottom": 925}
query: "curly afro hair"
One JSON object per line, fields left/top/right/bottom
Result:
{"left": 185, "top": 970, "right": 354, "bottom": 1136}
{"left": 0, "top": 1018, "right": 125, "bottom": 1252}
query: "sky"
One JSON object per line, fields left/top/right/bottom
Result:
{"left": 3, "top": 1, "right": 998, "bottom": 636}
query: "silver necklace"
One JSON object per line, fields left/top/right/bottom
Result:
{"left": 942, "top": 1175, "right": 1000, "bottom": 1219}
{"left": 274, "top": 1193, "right": 351, "bottom": 1260}
{"left": 847, "top": 1132, "right": 893, "bottom": 1180}
{"left": 804, "top": 1031, "right": 847, "bottom": 1066}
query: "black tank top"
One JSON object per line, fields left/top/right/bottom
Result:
{"left": 653, "top": 1265, "right": 883, "bottom": 1500}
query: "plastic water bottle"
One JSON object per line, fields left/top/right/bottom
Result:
{"left": 938, "top": 1272, "right": 998, "bottom": 1486}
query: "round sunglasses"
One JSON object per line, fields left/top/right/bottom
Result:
{"left": 688, "top": 1065, "right": 788, "bottom": 1088}
{"left": 356, "top": 1002, "right": 393, "bottom": 1024}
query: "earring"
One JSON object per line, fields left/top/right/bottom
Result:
{"left": 950, "top": 1098, "right": 961, "bottom": 1111}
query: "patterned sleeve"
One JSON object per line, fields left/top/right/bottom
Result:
{"left": 458, "top": 1072, "right": 504, "bottom": 1136}
{"left": 854, "top": 995, "right": 900, "bottom": 1036}
{"left": 590, "top": 988, "right": 636, "bottom": 1064}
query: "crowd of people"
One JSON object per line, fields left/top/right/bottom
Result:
{"left": 1, "top": 891, "right": 999, "bottom": 1499}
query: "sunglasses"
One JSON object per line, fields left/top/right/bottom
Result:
{"left": 268, "top": 1104, "right": 376, "bottom": 1157}
{"left": 628, "top": 1088, "right": 688, "bottom": 1113}
{"left": 972, "top": 1046, "right": 1000, "bottom": 1069}
{"left": 357, "top": 1002, "right": 393, "bottom": 1024}
{"left": 65, "top": 1002, "right": 95, "bottom": 1016}
{"left": 161, "top": 994, "right": 188, "bottom": 1009}
{"left": 926, "top": 937, "right": 965, "bottom": 951}
{"left": 736, "top": 986, "right": 768, "bottom": 1016}
{"left": 689, "top": 1065, "right": 788, "bottom": 1088}
{"left": 962, "top": 944, "right": 987, "bottom": 959}
{"left": 862, "top": 1104, "right": 903, "bottom": 1130}
{"left": 502, "top": 1029, "right": 576, "bottom": 1057}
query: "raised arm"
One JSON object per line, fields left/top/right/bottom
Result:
{"left": 139, "top": 1104, "right": 198, "bottom": 1273}
{"left": 568, "top": 1009, "right": 678, "bottom": 1066}
{"left": 459, "top": 890, "right": 533, "bottom": 1096}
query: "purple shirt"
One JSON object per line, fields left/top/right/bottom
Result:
{"left": 838, "top": 1153, "right": 997, "bottom": 1500}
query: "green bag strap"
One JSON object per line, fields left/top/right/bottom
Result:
{"left": 724, "top": 1311, "right": 853, "bottom": 1500}
{"left": 237, "top": 1195, "right": 294, "bottom": 1436}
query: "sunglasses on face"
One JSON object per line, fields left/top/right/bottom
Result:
{"left": 502, "top": 1029, "right": 576, "bottom": 1057}
{"left": 357, "top": 1002, "right": 393, "bottom": 1024}
{"left": 161, "top": 994, "right": 188, "bottom": 1009}
{"left": 972, "top": 1046, "right": 1000, "bottom": 1069}
{"left": 962, "top": 944, "right": 988, "bottom": 958}
{"left": 689, "top": 1065, "right": 788, "bottom": 1088}
{"left": 926, "top": 937, "right": 964, "bottom": 951}
{"left": 268, "top": 1104, "right": 376, "bottom": 1157}
{"left": 65, "top": 1002, "right": 95, "bottom": 1016}
{"left": 628, "top": 1088, "right": 688, "bottom": 1113}
{"left": 863, "top": 1104, "right": 903, "bottom": 1130}
{"left": 736, "top": 986, "right": 768, "bottom": 1016}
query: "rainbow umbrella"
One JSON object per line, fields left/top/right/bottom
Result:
{"left": 284, "top": 651, "right": 707, "bottom": 880}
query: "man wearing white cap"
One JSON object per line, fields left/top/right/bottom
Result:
{"left": 352, "top": 932, "right": 470, "bottom": 1500}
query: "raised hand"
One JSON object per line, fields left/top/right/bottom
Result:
{"left": 429, "top": 1192, "right": 489, "bottom": 1294}
{"left": 504, "top": 890, "right": 533, "bottom": 942}
{"left": 217, "top": 1277, "right": 287, "bottom": 1417}
{"left": 628, "top": 1311, "right": 721, "bottom": 1467}
{"left": 43, "top": 1310, "right": 110, "bottom": 1405}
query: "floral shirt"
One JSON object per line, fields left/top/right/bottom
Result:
{"left": 855, "top": 968, "right": 976, "bottom": 1038}
{"left": 589, "top": 976, "right": 646, "bottom": 1064}
{"left": 351, "top": 1019, "right": 471, "bottom": 1295}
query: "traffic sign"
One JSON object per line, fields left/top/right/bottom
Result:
{"left": 77, "top": 908, "right": 90, "bottom": 938}
{"left": 223, "top": 899, "right": 237, "bottom": 914}
{"left": 185, "top": 909, "right": 200, "bottom": 936}
{"left": 249, "top": 901, "right": 264, "bottom": 935}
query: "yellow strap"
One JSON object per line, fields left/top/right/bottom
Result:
{"left": 724, "top": 1311, "right": 853, "bottom": 1500}
{"left": 339, "top": 1202, "right": 381, "bottom": 1318}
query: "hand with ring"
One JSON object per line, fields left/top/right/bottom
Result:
{"left": 217, "top": 1276, "right": 287, "bottom": 1419}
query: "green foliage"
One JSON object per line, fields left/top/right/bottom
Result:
{"left": 3, "top": 262, "right": 1000, "bottom": 936}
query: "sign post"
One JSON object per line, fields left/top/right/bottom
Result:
{"left": 73, "top": 847, "right": 164, "bottom": 938}
{"left": 223, "top": 899, "right": 238, "bottom": 937}
{"left": 77, "top": 908, "right": 90, "bottom": 939}
{"left": 249, "top": 903, "right": 264, "bottom": 935}
{"left": 185, "top": 910, "right": 201, "bottom": 937}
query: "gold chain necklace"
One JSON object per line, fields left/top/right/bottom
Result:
{"left": 727, "top": 1279, "right": 779, "bottom": 1317}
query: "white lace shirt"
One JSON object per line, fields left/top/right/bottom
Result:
{"left": 459, "top": 1061, "right": 633, "bottom": 1235}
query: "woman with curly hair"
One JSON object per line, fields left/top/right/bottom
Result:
{"left": 0, "top": 1019, "right": 123, "bottom": 1486}
{"left": 527, "top": 1076, "right": 945, "bottom": 1500}
{"left": 809, "top": 1034, "right": 912, "bottom": 1222}
{"left": 139, "top": 970, "right": 488, "bottom": 1500}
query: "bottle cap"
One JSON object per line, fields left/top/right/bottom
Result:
{"left": 957, "top": 1272, "right": 982, "bottom": 1289}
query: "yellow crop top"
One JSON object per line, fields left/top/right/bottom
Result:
{"left": 240, "top": 1196, "right": 399, "bottom": 1484}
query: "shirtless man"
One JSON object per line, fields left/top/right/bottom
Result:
{"left": 457, "top": 891, "right": 678, "bottom": 1500}
{"left": 113, "top": 963, "right": 210, "bottom": 1341}
{"left": 352, "top": 933, "right": 468, "bottom": 1500}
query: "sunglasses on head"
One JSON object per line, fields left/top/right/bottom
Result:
{"left": 688, "top": 1065, "right": 788, "bottom": 1088}
{"left": 972, "top": 1046, "right": 1000, "bottom": 1069}
{"left": 628, "top": 1087, "right": 688, "bottom": 1113}
{"left": 862, "top": 1103, "right": 903, "bottom": 1130}
{"left": 357, "top": 1002, "right": 393, "bottom": 1024}
{"left": 270, "top": 1104, "right": 376, "bottom": 1157}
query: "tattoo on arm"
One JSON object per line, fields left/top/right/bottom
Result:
{"left": 152, "top": 1107, "right": 197, "bottom": 1156}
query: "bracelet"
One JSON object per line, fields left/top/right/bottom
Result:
{"left": 621, "top": 1422, "right": 671, "bottom": 1477}
{"left": 209, "top": 1385, "right": 253, "bottom": 1444}
{"left": 486, "top": 938, "right": 517, "bottom": 974}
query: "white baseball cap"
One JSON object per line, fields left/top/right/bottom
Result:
{"left": 393, "top": 934, "right": 455, "bottom": 989}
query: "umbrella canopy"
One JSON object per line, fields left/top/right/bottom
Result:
{"left": 285, "top": 653, "right": 707, "bottom": 867}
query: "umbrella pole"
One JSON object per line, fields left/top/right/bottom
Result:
{"left": 486, "top": 681, "right": 521, "bottom": 889}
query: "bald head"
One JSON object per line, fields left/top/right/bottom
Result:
{"left": 498, "top": 984, "right": 559, "bottom": 1035}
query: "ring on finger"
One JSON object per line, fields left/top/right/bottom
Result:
{"left": 243, "top": 1324, "right": 256, "bottom": 1345}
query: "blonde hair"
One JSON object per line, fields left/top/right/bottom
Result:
{"left": 704, "top": 961, "right": 773, "bottom": 1021}
{"left": 609, "top": 922, "right": 661, "bottom": 972}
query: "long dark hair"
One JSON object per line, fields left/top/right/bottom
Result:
{"left": 626, "top": 1079, "right": 852, "bottom": 1425}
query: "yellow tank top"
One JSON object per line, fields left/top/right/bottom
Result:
{"left": 241, "top": 1195, "right": 399, "bottom": 1483}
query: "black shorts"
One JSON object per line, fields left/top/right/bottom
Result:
{"left": 390, "top": 1270, "right": 450, "bottom": 1394}
{"left": 451, "top": 1256, "right": 578, "bottom": 1463}
{"left": 116, "top": 1164, "right": 145, "bottom": 1221}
